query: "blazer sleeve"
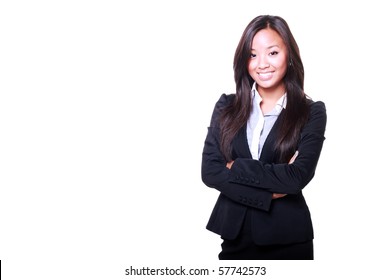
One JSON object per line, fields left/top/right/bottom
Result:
{"left": 227, "top": 101, "right": 327, "bottom": 195}
{"left": 201, "top": 94, "right": 273, "bottom": 211}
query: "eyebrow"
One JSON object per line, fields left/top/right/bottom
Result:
{"left": 266, "top": 44, "right": 280, "bottom": 49}
{"left": 251, "top": 45, "right": 280, "bottom": 51}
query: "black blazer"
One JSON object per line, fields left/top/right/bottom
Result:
{"left": 201, "top": 94, "right": 327, "bottom": 245}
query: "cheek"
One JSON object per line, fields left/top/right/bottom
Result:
{"left": 247, "top": 60, "right": 255, "bottom": 71}
{"left": 247, "top": 62, "right": 257, "bottom": 80}
{"left": 275, "top": 57, "right": 288, "bottom": 73}
{"left": 276, "top": 54, "right": 287, "bottom": 66}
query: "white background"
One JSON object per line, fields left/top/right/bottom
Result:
{"left": 1, "top": 0, "right": 389, "bottom": 279}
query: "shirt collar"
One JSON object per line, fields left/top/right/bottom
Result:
{"left": 251, "top": 82, "right": 261, "bottom": 101}
{"left": 275, "top": 93, "right": 287, "bottom": 112}
{"left": 251, "top": 82, "right": 287, "bottom": 113}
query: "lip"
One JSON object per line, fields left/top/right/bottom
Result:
{"left": 257, "top": 72, "right": 273, "bottom": 81}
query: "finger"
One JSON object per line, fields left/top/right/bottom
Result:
{"left": 289, "top": 150, "right": 299, "bottom": 164}
{"left": 272, "top": 193, "right": 287, "bottom": 199}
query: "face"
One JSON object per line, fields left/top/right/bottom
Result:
{"left": 248, "top": 28, "right": 288, "bottom": 96}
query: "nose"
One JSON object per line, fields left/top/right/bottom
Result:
{"left": 257, "top": 59, "right": 270, "bottom": 69}
{"left": 256, "top": 55, "right": 270, "bottom": 69}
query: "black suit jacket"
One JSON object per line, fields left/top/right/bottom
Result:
{"left": 201, "top": 94, "right": 327, "bottom": 245}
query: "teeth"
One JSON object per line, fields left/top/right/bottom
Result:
{"left": 259, "top": 72, "right": 272, "bottom": 78}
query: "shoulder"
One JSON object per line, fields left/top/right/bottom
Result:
{"left": 209, "top": 93, "right": 236, "bottom": 127}
{"left": 304, "top": 100, "right": 327, "bottom": 135}
{"left": 308, "top": 99, "right": 326, "bottom": 112}
{"left": 215, "top": 93, "right": 235, "bottom": 109}
{"left": 308, "top": 100, "right": 327, "bottom": 120}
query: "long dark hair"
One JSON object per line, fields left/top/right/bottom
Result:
{"left": 219, "top": 15, "right": 310, "bottom": 162}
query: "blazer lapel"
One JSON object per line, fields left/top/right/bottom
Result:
{"left": 231, "top": 109, "right": 285, "bottom": 162}
{"left": 232, "top": 126, "right": 252, "bottom": 159}
{"left": 259, "top": 109, "right": 285, "bottom": 163}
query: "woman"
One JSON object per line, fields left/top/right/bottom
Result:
{"left": 201, "top": 15, "right": 327, "bottom": 260}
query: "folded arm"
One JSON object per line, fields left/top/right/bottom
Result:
{"left": 202, "top": 125, "right": 273, "bottom": 211}
{"left": 227, "top": 101, "right": 327, "bottom": 195}
{"left": 201, "top": 94, "right": 273, "bottom": 211}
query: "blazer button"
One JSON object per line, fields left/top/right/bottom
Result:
{"left": 258, "top": 201, "right": 263, "bottom": 207}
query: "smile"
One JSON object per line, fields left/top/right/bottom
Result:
{"left": 257, "top": 72, "right": 273, "bottom": 81}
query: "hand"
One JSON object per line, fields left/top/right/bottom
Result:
{"left": 273, "top": 151, "right": 299, "bottom": 199}
{"left": 289, "top": 150, "right": 299, "bottom": 164}
{"left": 226, "top": 160, "right": 234, "bottom": 169}
{"left": 272, "top": 193, "right": 287, "bottom": 199}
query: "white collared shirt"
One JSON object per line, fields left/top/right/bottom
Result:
{"left": 246, "top": 83, "right": 287, "bottom": 160}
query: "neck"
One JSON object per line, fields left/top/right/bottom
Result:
{"left": 257, "top": 84, "right": 285, "bottom": 102}
{"left": 257, "top": 85, "right": 285, "bottom": 114}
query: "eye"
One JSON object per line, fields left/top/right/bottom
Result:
{"left": 250, "top": 53, "right": 257, "bottom": 58}
{"left": 269, "top": 51, "right": 279, "bottom": 56}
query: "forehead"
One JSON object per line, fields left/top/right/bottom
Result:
{"left": 251, "top": 28, "right": 285, "bottom": 49}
